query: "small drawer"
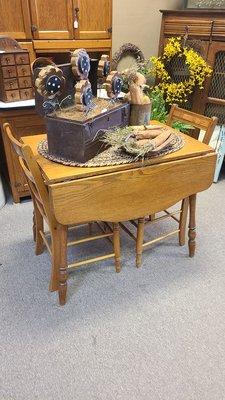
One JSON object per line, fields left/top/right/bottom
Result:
{"left": 4, "top": 78, "right": 19, "bottom": 90}
{"left": 17, "top": 64, "right": 31, "bottom": 77}
{"left": 18, "top": 77, "right": 32, "bottom": 88}
{"left": 0, "top": 54, "right": 15, "bottom": 66}
{"left": 15, "top": 52, "right": 30, "bottom": 65}
{"left": 5, "top": 90, "right": 20, "bottom": 102}
{"left": 2, "top": 65, "right": 17, "bottom": 78}
{"left": 20, "top": 88, "right": 34, "bottom": 100}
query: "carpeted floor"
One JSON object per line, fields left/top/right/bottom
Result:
{"left": 0, "top": 170, "right": 225, "bottom": 400}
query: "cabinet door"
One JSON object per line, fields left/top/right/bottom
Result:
{"left": 29, "top": 0, "right": 73, "bottom": 39}
{"left": 196, "top": 42, "right": 225, "bottom": 124}
{"left": 0, "top": 0, "right": 31, "bottom": 39}
{"left": 73, "top": 0, "right": 112, "bottom": 39}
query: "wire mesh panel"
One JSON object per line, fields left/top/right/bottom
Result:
{"left": 204, "top": 103, "right": 225, "bottom": 124}
{"left": 208, "top": 51, "right": 225, "bottom": 99}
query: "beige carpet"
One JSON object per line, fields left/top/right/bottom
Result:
{"left": 0, "top": 169, "right": 225, "bottom": 400}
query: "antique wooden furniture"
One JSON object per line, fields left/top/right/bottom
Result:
{"left": 167, "top": 105, "right": 218, "bottom": 145}
{"left": 159, "top": 9, "right": 225, "bottom": 122}
{"left": 21, "top": 125, "right": 216, "bottom": 303}
{"left": 0, "top": 0, "right": 112, "bottom": 61}
{"left": 134, "top": 110, "right": 218, "bottom": 267}
{"left": 0, "top": 1, "right": 112, "bottom": 201}
{"left": 0, "top": 106, "right": 46, "bottom": 202}
{"left": 0, "top": 36, "right": 33, "bottom": 102}
{"left": 3, "top": 121, "right": 51, "bottom": 250}
{"left": 4, "top": 122, "right": 121, "bottom": 305}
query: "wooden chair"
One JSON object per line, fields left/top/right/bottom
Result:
{"left": 3, "top": 122, "right": 121, "bottom": 305}
{"left": 126, "top": 106, "right": 218, "bottom": 267}
{"left": 167, "top": 104, "right": 218, "bottom": 145}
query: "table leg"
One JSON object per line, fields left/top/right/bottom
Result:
{"left": 188, "top": 194, "right": 196, "bottom": 258}
{"left": 50, "top": 224, "right": 68, "bottom": 306}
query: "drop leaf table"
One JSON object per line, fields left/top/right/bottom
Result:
{"left": 21, "top": 123, "right": 216, "bottom": 258}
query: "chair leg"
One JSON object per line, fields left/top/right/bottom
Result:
{"left": 188, "top": 194, "right": 197, "bottom": 258}
{"left": 50, "top": 225, "right": 68, "bottom": 306}
{"left": 136, "top": 217, "right": 145, "bottom": 268}
{"left": 113, "top": 222, "right": 121, "bottom": 273}
{"left": 179, "top": 197, "right": 189, "bottom": 246}
{"left": 34, "top": 204, "right": 44, "bottom": 255}
{"left": 33, "top": 209, "right": 36, "bottom": 242}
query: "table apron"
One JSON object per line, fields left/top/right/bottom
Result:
{"left": 49, "top": 153, "right": 216, "bottom": 225}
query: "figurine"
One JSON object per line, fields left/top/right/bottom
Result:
{"left": 124, "top": 71, "right": 150, "bottom": 105}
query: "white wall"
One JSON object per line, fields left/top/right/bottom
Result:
{"left": 112, "top": 0, "right": 182, "bottom": 57}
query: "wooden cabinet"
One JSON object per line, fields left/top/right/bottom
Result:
{"left": 29, "top": 0, "right": 74, "bottom": 40}
{"left": 0, "top": 108, "right": 46, "bottom": 202}
{"left": 0, "top": 0, "right": 112, "bottom": 203}
{"left": 0, "top": 0, "right": 31, "bottom": 39}
{"left": 0, "top": 0, "right": 112, "bottom": 43}
{"left": 194, "top": 42, "right": 225, "bottom": 125}
{"left": 159, "top": 10, "right": 225, "bottom": 123}
{"left": 73, "top": 0, "right": 112, "bottom": 39}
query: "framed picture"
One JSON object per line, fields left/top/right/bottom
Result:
{"left": 184, "top": 0, "right": 225, "bottom": 8}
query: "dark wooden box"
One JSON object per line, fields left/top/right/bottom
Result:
{"left": 46, "top": 103, "right": 130, "bottom": 163}
{"left": 34, "top": 62, "right": 130, "bottom": 163}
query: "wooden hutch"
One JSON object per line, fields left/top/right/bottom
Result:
{"left": 159, "top": 9, "right": 225, "bottom": 124}
{"left": 0, "top": 0, "right": 112, "bottom": 202}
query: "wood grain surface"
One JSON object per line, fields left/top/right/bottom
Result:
{"left": 21, "top": 127, "right": 214, "bottom": 185}
{"left": 49, "top": 153, "right": 216, "bottom": 225}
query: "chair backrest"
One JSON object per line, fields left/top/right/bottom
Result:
{"left": 167, "top": 104, "right": 218, "bottom": 145}
{"left": 3, "top": 122, "right": 54, "bottom": 226}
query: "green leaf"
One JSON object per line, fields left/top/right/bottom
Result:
{"left": 172, "top": 120, "right": 194, "bottom": 133}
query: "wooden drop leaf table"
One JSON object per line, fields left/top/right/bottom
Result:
{"left": 22, "top": 123, "right": 216, "bottom": 256}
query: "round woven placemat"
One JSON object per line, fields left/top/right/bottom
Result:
{"left": 37, "top": 133, "right": 184, "bottom": 167}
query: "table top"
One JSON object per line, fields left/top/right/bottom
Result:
{"left": 21, "top": 123, "right": 214, "bottom": 185}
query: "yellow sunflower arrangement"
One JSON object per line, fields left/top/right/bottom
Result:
{"left": 150, "top": 37, "right": 212, "bottom": 105}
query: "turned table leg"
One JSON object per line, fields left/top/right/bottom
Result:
{"left": 50, "top": 224, "right": 68, "bottom": 305}
{"left": 188, "top": 194, "right": 196, "bottom": 258}
{"left": 58, "top": 225, "right": 68, "bottom": 305}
